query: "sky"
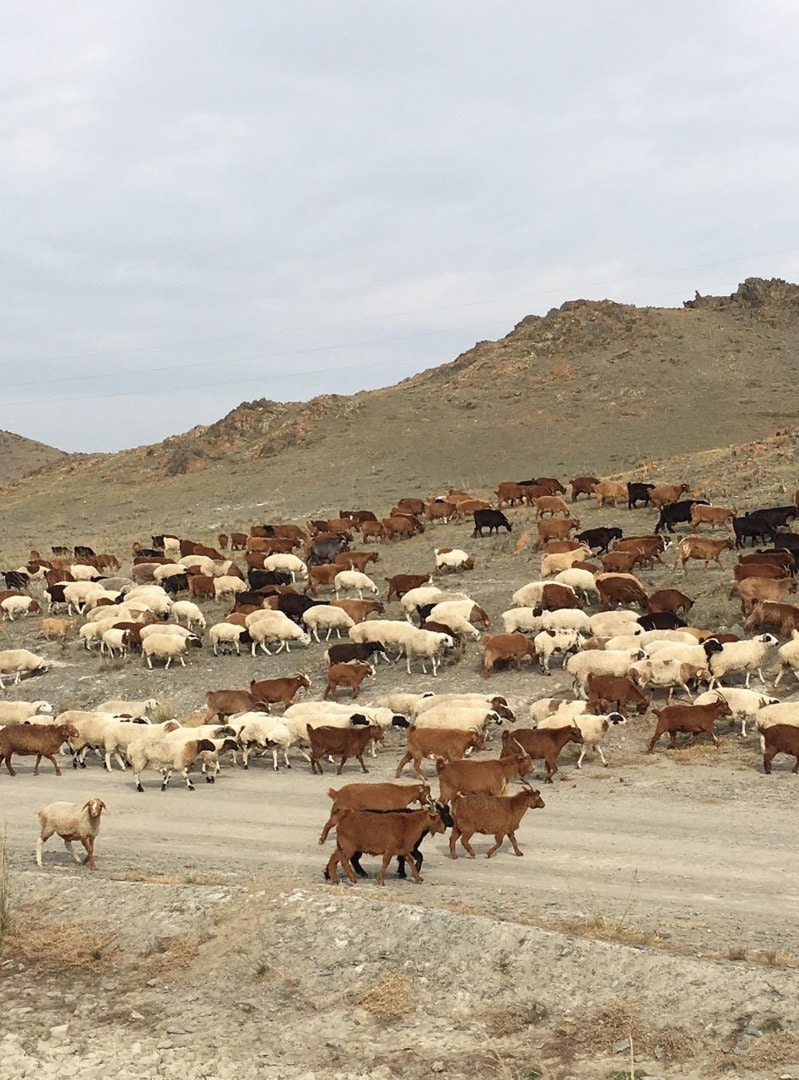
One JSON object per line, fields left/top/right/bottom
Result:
{"left": 2, "top": 1, "right": 799, "bottom": 453}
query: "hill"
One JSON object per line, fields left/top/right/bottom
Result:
{"left": 3, "top": 276, "right": 799, "bottom": 541}
{"left": 0, "top": 430, "right": 70, "bottom": 486}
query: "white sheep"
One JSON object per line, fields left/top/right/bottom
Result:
{"left": 628, "top": 657, "right": 704, "bottom": 703}
{"left": 127, "top": 732, "right": 224, "bottom": 791}
{"left": 349, "top": 618, "right": 414, "bottom": 657}
{"left": 163, "top": 536, "right": 181, "bottom": 560}
{"left": 426, "top": 609, "right": 481, "bottom": 642}
{"left": 533, "top": 628, "right": 585, "bottom": 675}
{"left": 57, "top": 710, "right": 148, "bottom": 770}
{"left": 139, "top": 623, "right": 196, "bottom": 641}
{"left": 142, "top": 633, "right": 197, "bottom": 669}
{"left": 501, "top": 607, "right": 543, "bottom": 634}
{"left": 333, "top": 570, "right": 379, "bottom": 599}
{"left": 529, "top": 697, "right": 588, "bottom": 724}
{"left": 412, "top": 703, "right": 503, "bottom": 734}
{"left": 434, "top": 548, "right": 474, "bottom": 573}
{"left": 603, "top": 629, "right": 696, "bottom": 652}
{"left": 537, "top": 711, "right": 627, "bottom": 768}
{"left": 553, "top": 568, "right": 599, "bottom": 602}
{"left": 36, "top": 798, "right": 107, "bottom": 870}
{"left": 540, "top": 609, "right": 592, "bottom": 634}
{"left": 246, "top": 610, "right": 311, "bottom": 655}
{"left": 0, "top": 595, "right": 39, "bottom": 620}
{"left": 68, "top": 564, "right": 102, "bottom": 581}
{"left": 374, "top": 691, "right": 430, "bottom": 716}
{"left": 0, "top": 649, "right": 49, "bottom": 688}
{"left": 281, "top": 703, "right": 373, "bottom": 749}
{"left": 178, "top": 554, "right": 215, "bottom": 575}
{"left": 159, "top": 724, "right": 238, "bottom": 780}
{"left": 63, "top": 582, "right": 114, "bottom": 615}
{"left": 587, "top": 609, "right": 641, "bottom": 640}
{"left": 411, "top": 692, "right": 511, "bottom": 718}
{"left": 565, "top": 648, "right": 648, "bottom": 697}
{"left": 755, "top": 701, "right": 799, "bottom": 730}
{"left": 152, "top": 563, "right": 190, "bottom": 584}
{"left": 209, "top": 622, "right": 248, "bottom": 655}
{"left": 85, "top": 603, "right": 142, "bottom": 624}
{"left": 301, "top": 605, "right": 355, "bottom": 643}
{"left": 262, "top": 554, "right": 308, "bottom": 582}
{"left": 0, "top": 700, "right": 54, "bottom": 725}
{"left": 170, "top": 600, "right": 207, "bottom": 630}
{"left": 396, "top": 626, "right": 455, "bottom": 676}
{"left": 124, "top": 585, "right": 173, "bottom": 617}
{"left": 214, "top": 575, "right": 247, "bottom": 603}
{"left": 399, "top": 587, "right": 468, "bottom": 621}
{"left": 693, "top": 687, "right": 780, "bottom": 737}
{"left": 100, "top": 627, "right": 130, "bottom": 659}
{"left": 512, "top": 581, "right": 556, "bottom": 608}
{"left": 79, "top": 622, "right": 105, "bottom": 651}
{"left": 707, "top": 634, "right": 779, "bottom": 690}
{"left": 774, "top": 630, "right": 799, "bottom": 688}
{"left": 233, "top": 714, "right": 299, "bottom": 769}
{"left": 95, "top": 698, "right": 160, "bottom": 718}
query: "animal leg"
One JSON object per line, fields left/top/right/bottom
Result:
{"left": 64, "top": 839, "right": 82, "bottom": 864}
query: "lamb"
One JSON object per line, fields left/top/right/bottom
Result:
{"left": 0, "top": 700, "right": 54, "bottom": 725}
{"left": 707, "top": 633, "right": 778, "bottom": 690}
{"left": 536, "top": 711, "right": 627, "bottom": 768}
{"left": 209, "top": 622, "right": 248, "bottom": 656}
{"left": 533, "top": 628, "right": 585, "bottom": 675}
{"left": 565, "top": 648, "right": 648, "bottom": 696}
{"left": 170, "top": 600, "right": 207, "bottom": 630}
{"left": 127, "top": 733, "right": 223, "bottom": 791}
{"left": 36, "top": 798, "right": 107, "bottom": 870}
{"left": 0, "top": 722, "right": 79, "bottom": 776}
{"left": 142, "top": 633, "right": 199, "bottom": 670}
{"left": 693, "top": 688, "right": 780, "bottom": 737}
{"left": 0, "top": 649, "right": 49, "bottom": 687}
{"left": 774, "top": 629, "right": 799, "bottom": 687}
{"left": 301, "top": 605, "right": 356, "bottom": 643}
{"left": 246, "top": 610, "right": 311, "bottom": 655}
{"left": 100, "top": 627, "right": 131, "bottom": 658}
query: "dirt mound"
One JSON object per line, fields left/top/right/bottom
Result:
{"left": 0, "top": 430, "right": 71, "bottom": 487}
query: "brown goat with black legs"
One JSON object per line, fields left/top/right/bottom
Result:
{"left": 646, "top": 697, "right": 732, "bottom": 752}
{"left": 501, "top": 726, "right": 583, "bottom": 783}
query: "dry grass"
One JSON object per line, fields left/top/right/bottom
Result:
{"left": 113, "top": 868, "right": 231, "bottom": 886}
{"left": 548, "top": 1000, "right": 699, "bottom": 1064}
{"left": 540, "top": 912, "right": 663, "bottom": 950}
{"left": 357, "top": 973, "right": 415, "bottom": 1022}
{"left": 714, "top": 1031, "right": 799, "bottom": 1070}
{"left": 3, "top": 909, "right": 119, "bottom": 971}
{"left": 147, "top": 933, "right": 201, "bottom": 979}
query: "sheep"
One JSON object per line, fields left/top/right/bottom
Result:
{"left": 429, "top": 598, "right": 489, "bottom": 628}
{"left": 434, "top": 548, "right": 475, "bottom": 574}
{"left": 533, "top": 628, "right": 585, "bottom": 674}
{"left": 0, "top": 649, "right": 49, "bottom": 688}
{"left": 529, "top": 697, "right": 588, "bottom": 724}
{"left": 142, "top": 633, "right": 198, "bottom": 670}
{"left": 63, "top": 582, "right": 116, "bottom": 615}
{"left": 395, "top": 626, "right": 455, "bottom": 676}
{"left": 213, "top": 575, "right": 247, "bottom": 603}
{"left": 412, "top": 703, "right": 505, "bottom": 735}
{"left": 588, "top": 609, "right": 641, "bottom": 640}
{"left": 60, "top": 711, "right": 156, "bottom": 770}
{"left": 501, "top": 607, "right": 543, "bottom": 634}
{"left": 301, "top": 605, "right": 355, "bottom": 643}
{"left": 536, "top": 711, "right": 627, "bottom": 768}
{"left": 158, "top": 724, "right": 238, "bottom": 780}
{"left": 348, "top": 618, "right": 420, "bottom": 658}
{"left": 95, "top": 698, "right": 160, "bottom": 718}
{"left": 628, "top": 657, "right": 707, "bottom": 703}
{"left": 399, "top": 587, "right": 468, "bottom": 621}
{"left": 262, "top": 553, "right": 308, "bottom": 581}
{"left": 754, "top": 702, "right": 799, "bottom": 730}
{"left": 1, "top": 595, "right": 41, "bottom": 620}
{"left": 642, "top": 638, "right": 724, "bottom": 672}
{"left": 707, "top": 633, "right": 779, "bottom": 690}
{"left": 0, "top": 700, "right": 54, "bottom": 725}
{"left": 36, "top": 798, "right": 107, "bottom": 870}
{"left": 603, "top": 630, "right": 696, "bottom": 651}
{"left": 100, "top": 627, "right": 131, "bottom": 659}
{"left": 539, "top": 609, "right": 592, "bottom": 634}
{"left": 552, "top": 568, "right": 599, "bottom": 603}
{"left": 333, "top": 570, "right": 379, "bottom": 599}
{"left": 425, "top": 609, "right": 481, "bottom": 642}
{"left": 512, "top": 581, "right": 575, "bottom": 608}
{"left": 280, "top": 703, "right": 374, "bottom": 750}
{"left": 68, "top": 563, "right": 102, "bottom": 581}
{"left": 774, "top": 629, "right": 799, "bottom": 687}
{"left": 123, "top": 585, "right": 173, "bottom": 617}
{"left": 693, "top": 688, "right": 780, "bottom": 737}
{"left": 411, "top": 692, "right": 512, "bottom": 718}
{"left": 127, "top": 733, "right": 223, "bottom": 791}
{"left": 233, "top": 714, "right": 301, "bottom": 770}
{"left": 139, "top": 623, "right": 196, "bottom": 642}
{"left": 246, "top": 611, "right": 311, "bottom": 655}
{"left": 209, "top": 622, "right": 248, "bottom": 656}
{"left": 565, "top": 648, "right": 648, "bottom": 697}
{"left": 170, "top": 600, "right": 207, "bottom": 630}
{"left": 153, "top": 563, "right": 192, "bottom": 584}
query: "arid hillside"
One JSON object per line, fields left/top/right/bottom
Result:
{"left": 0, "top": 430, "right": 70, "bottom": 486}
{"left": 4, "top": 276, "right": 799, "bottom": 541}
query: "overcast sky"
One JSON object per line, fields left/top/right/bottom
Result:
{"left": 2, "top": 2, "right": 799, "bottom": 453}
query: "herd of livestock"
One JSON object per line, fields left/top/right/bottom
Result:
{"left": 3, "top": 471, "right": 799, "bottom": 884}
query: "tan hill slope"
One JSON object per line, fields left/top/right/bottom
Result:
{"left": 0, "top": 430, "right": 71, "bottom": 486}
{"left": 3, "top": 276, "right": 799, "bottom": 541}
